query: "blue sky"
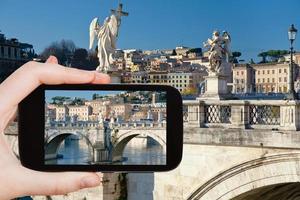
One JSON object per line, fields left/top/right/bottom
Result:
{"left": 1, "top": 0, "right": 300, "bottom": 62}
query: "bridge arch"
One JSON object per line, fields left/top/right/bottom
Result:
{"left": 112, "top": 130, "right": 166, "bottom": 162}
{"left": 187, "top": 152, "right": 300, "bottom": 200}
{"left": 45, "top": 132, "right": 93, "bottom": 160}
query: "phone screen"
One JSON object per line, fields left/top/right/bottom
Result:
{"left": 44, "top": 90, "right": 167, "bottom": 165}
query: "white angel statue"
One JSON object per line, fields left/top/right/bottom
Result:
{"left": 89, "top": 4, "right": 128, "bottom": 72}
{"left": 203, "top": 30, "right": 232, "bottom": 75}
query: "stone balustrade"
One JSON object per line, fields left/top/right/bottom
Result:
{"left": 46, "top": 121, "right": 166, "bottom": 129}
{"left": 183, "top": 99, "right": 300, "bottom": 131}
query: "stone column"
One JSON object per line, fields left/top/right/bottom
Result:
{"left": 279, "top": 101, "right": 300, "bottom": 131}
{"left": 229, "top": 101, "right": 249, "bottom": 129}
{"left": 186, "top": 103, "right": 201, "bottom": 127}
{"left": 183, "top": 100, "right": 205, "bottom": 127}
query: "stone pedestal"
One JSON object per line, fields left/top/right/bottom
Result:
{"left": 93, "top": 141, "right": 111, "bottom": 163}
{"left": 107, "top": 71, "right": 121, "bottom": 83}
{"left": 199, "top": 75, "right": 231, "bottom": 100}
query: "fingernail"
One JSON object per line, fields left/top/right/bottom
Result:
{"left": 81, "top": 175, "right": 101, "bottom": 188}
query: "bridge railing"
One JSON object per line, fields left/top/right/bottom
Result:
{"left": 183, "top": 99, "right": 300, "bottom": 131}
{"left": 47, "top": 121, "right": 166, "bottom": 129}
{"left": 113, "top": 122, "right": 166, "bottom": 128}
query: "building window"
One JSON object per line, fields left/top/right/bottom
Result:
{"left": 279, "top": 69, "right": 282, "bottom": 73}
{"left": 262, "top": 70, "right": 265, "bottom": 75}
{"left": 258, "top": 71, "right": 260, "bottom": 75}
{"left": 262, "top": 78, "right": 265, "bottom": 83}
{"left": 267, "top": 70, "right": 270, "bottom": 74}
{"left": 272, "top": 70, "right": 275, "bottom": 74}
{"left": 267, "top": 78, "right": 269, "bottom": 83}
{"left": 0, "top": 46, "right": 4, "bottom": 57}
{"left": 258, "top": 78, "right": 260, "bottom": 83}
{"left": 241, "top": 71, "right": 244, "bottom": 75}
{"left": 237, "top": 71, "right": 239, "bottom": 75}
{"left": 279, "top": 77, "right": 282, "bottom": 82}
{"left": 272, "top": 78, "right": 275, "bottom": 83}
{"left": 8, "top": 47, "right": 11, "bottom": 58}
{"left": 284, "top": 77, "right": 287, "bottom": 82}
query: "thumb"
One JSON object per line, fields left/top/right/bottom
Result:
{"left": 15, "top": 167, "right": 101, "bottom": 197}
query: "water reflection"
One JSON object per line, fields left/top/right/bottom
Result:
{"left": 56, "top": 136, "right": 166, "bottom": 165}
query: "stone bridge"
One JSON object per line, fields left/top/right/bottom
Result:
{"left": 44, "top": 123, "right": 166, "bottom": 163}
{"left": 4, "top": 98, "right": 300, "bottom": 199}
{"left": 127, "top": 99, "right": 300, "bottom": 200}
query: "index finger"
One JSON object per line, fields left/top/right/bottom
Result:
{"left": 0, "top": 61, "right": 111, "bottom": 111}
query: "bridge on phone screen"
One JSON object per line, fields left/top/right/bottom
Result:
{"left": 43, "top": 121, "right": 166, "bottom": 163}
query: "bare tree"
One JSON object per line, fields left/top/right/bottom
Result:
{"left": 40, "top": 40, "right": 76, "bottom": 65}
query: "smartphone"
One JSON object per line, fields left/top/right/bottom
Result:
{"left": 18, "top": 84, "right": 183, "bottom": 172}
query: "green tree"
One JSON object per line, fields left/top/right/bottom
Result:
{"left": 249, "top": 58, "right": 255, "bottom": 64}
{"left": 51, "top": 96, "right": 71, "bottom": 105}
{"left": 258, "top": 50, "right": 289, "bottom": 63}
{"left": 92, "top": 93, "right": 98, "bottom": 100}
{"left": 182, "top": 86, "right": 197, "bottom": 96}
{"left": 70, "top": 97, "right": 85, "bottom": 105}
{"left": 258, "top": 52, "right": 268, "bottom": 63}
{"left": 230, "top": 51, "right": 242, "bottom": 63}
{"left": 266, "top": 50, "right": 289, "bottom": 62}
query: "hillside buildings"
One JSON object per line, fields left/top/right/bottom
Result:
{"left": 112, "top": 46, "right": 208, "bottom": 94}
{"left": 45, "top": 92, "right": 167, "bottom": 124}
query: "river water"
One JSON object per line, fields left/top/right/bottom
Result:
{"left": 56, "top": 136, "right": 166, "bottom": 165}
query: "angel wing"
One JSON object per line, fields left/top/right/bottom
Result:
{"left": 108, "top": 15, "right": 119, "bottom": 38}
{"left": 89, "top": 17, "right": 100, "bottom": 50}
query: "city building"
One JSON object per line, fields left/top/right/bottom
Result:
{"left": 0, "top": 31, "right": 35, "bottom": 82}
{"left": 55, "top": 106, "right": 69, "bottom": 121}
{"left": 186, "top": 48, "right": 202, "bottom": 58}
{"left": 120, "top": 72, "right": 132, "bottom": 83}
{"left": 85, "top": 100, "right": 105, "bottom": 115}
{"left": 167, "top": 72, "right": 205, "bottom": 92}
{"left": 68, "top": 105, "right": 92, "bottom": 121}
{"left": 131, "top": 110, "right": 147, "bottom": 121}
{"left": 147, "top": 71, "right": 168, "bottom": 84}
{"left": 175, "top": 46, "right": 191, "bottom": 57}
{"left": 131, "top": 71, "right": 148, "bottom": 83}
{"left": 123, "top": 49, "right": 145, "bottom": 70}
{"left": 130, "top": 64, "right": 144, "bottom": 72}
{"left": 110, "top": 104, "right": 132, "bottom": 121}
{"left": 45, "top": 104, "right": 56, "bottom": 122}
{"left": 98, "top": 104, "right": 111, "bottom": 118}
{"left": 232, "top": 64, "right": 255, "bottom": 93}
{"left": 283, "top": 52, "right": 300, "bottom": 65}
{"left": 232, "top": 62, "right": 300, "bottom": 94}
{"left": 254, "top": 63, "right": 293, "bottom": 93}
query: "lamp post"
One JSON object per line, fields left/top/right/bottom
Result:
{"left": 286, "top": 24, "right": 298, "bottom": 100}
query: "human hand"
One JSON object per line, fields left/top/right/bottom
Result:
{"left": 0, "top": 56, "right": 110, "bottom": 200}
